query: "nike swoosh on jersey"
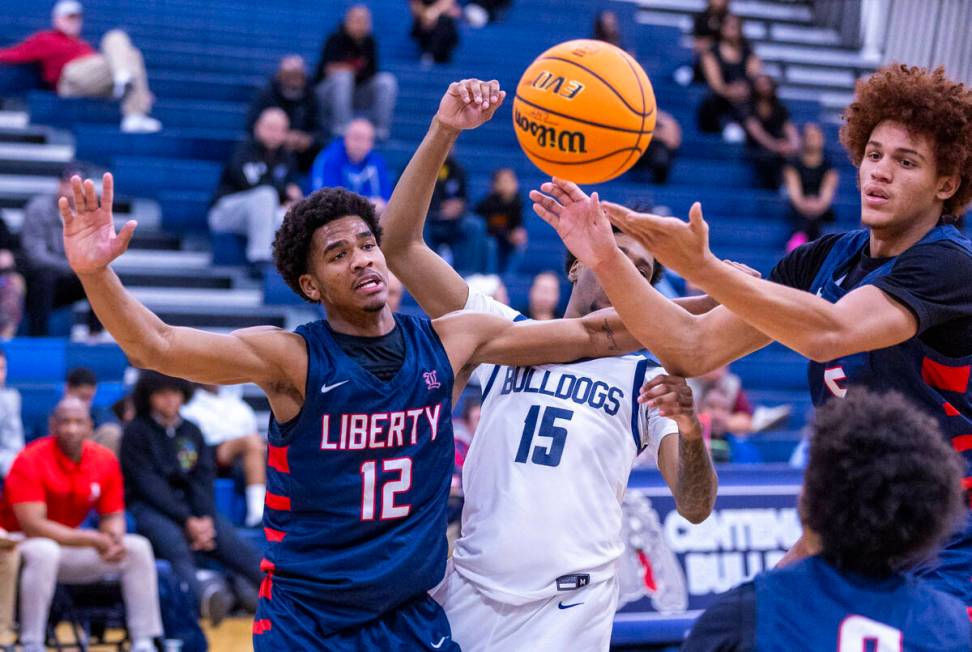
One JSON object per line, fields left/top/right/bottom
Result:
{"left": 558, "top": 601, "right": 584, "bottom": 610}
{"left": 431, "top": 636, "right": 448, "bottom": 648}
{"left": 320, "top": 380, "right": 350, "bottom": 394}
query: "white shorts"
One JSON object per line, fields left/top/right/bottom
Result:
{"left": 431, "top": 561, "right": 620, "bottom": 652}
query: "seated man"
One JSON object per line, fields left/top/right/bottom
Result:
{"left": 683, "top": 390, "right": 970, "bottom": 650}
{"left": 310, "top": 118, "right": 391, "bottom": 215}
{"left": 246, "top": 55, "right": 324, "bottom": 172}
{"left": 313, "top": 5, "right": 397, "bottom": 140}
{"left": 120, "top": 371, "right": 263, "bottom": 624}
{"left": 0, "top": 349, "right": 23, "bottom": 479}
{"left": 0, "top": 396, "right": 163, "bottom": 652}
{"left": 22, "top": 163, "right": 103, "bottom": 337}
{"left": 208, "top": 107, "right": 303, "bottom": 278}
{"left": 181, "top": 384, "right": 267, "bottom": 528}
{"left": 0, "top": 0, "right": 160, "bottom": 133}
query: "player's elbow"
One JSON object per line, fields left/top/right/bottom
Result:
{"left": 677, "top": 504, "right": 712, "bottom": 525}
{"left": 804, "top": 331, "right": 846, "bottom": 363}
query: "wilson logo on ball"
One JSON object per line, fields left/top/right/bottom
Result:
{"left": 529, "top": 71, "right": 585, "bottom": 101}
{"left": 514, "top": 108, "right": 587, "bottom": 153}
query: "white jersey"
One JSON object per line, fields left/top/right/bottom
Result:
{"left": 453, "top": 293, "right": 678, "bottom": 605}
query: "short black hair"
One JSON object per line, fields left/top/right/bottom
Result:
{"left": 802, "top": 390, "right": 965, "bottom": 576}
{"left": 131, "top": 370, "right": 194, "bottom": 419}
{"left": 564, "top": 224, "right": 664, "bottom": 286}
{"left": 272, "top": 187, "right": 382, "bottom": 302}
{"left": 66, "top": 367, "right": 97, "bottom": 388}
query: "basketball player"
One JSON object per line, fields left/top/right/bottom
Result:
{"left": 58, "top": 80, "right": 643, "bottom": 652}
{"left": 531, "top": 64, "right": 972, "bottom": 607}
{"left": 684, "top": 389, "right": 969, "bottom": 650}
{"left": 380, "top": 80, "right": 717, "bottom": 651}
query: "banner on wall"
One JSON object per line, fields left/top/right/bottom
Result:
{"left": 612, "top": 466, "right": 804, "bottom": 643}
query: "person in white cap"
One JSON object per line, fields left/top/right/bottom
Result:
{"left": 0, "top": 1, "right": 162, "bottom": 133}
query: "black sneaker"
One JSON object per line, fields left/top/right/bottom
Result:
{"left": 199, "top": 579, "right": 233, "bottom": 627}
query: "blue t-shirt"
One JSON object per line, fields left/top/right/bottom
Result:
{"left": 309, "top": 139, "right": 392, "bottom": 200}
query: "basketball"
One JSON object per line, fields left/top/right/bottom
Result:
{"left": 512, "top": 39, "right": 656, "bottom": 184}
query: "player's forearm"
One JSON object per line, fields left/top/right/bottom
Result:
{"left": 592, "top": 251, "right": 709, "bottom": 375}
{"left": 688, "top": 257, "right": 848, "bottom": 361}
{"left": 381, "top": 117, "right": 459, "bottom": 251}
{"left": 673, "top": 426, "right": 717, "bottom": 524}
{"left": 77, "top": 267, "right": 172, "bottom": 368}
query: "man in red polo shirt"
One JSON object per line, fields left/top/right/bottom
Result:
{"left": 0, "top": 0, "right": 161, "bottom": 133}
{"left": 0, "top": 396, "right": 162, "bottom": 652}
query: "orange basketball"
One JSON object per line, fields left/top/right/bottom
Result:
{"left": 512, "top": 39, "right": 656, "bottom": 184}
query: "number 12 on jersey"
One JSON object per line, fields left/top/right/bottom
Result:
{"left": 360, "top": 458, "right": 411, "bottom": 521}
{"left": 515, "top": 406, "right": 574, "bottom": 467}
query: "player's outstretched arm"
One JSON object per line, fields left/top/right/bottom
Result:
{"left": 646, "top": 375, "right": 717, "bottom": 524}
{"left": 433, "top": 308, "right": 640, "bottom": 373}
{"left": 531, "top": 180, "right": 769, "bottom": 376}
{"left": 61, "top": 174, "right": 303, "bottom": 398}
{"left": 604, "top": 202, "right": 918, "bottom": 361}
{"left": 380, "top": 79, "right": 506, "bottom": 318}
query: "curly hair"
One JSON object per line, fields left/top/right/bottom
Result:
{"left": 132, "top": 370, "right": 194, "bottom": 419}
{"left": 840, "top": 64, "right": 972, "bottom": 216}
{"left": 801, "top": 389, "right": 965, "bottom": 577}
{"left": 272, "top": 188, "right": 382, "bottom": 302}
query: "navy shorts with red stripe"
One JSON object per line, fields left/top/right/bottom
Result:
{"left": 253, "top": 589, "right": 458, "bottom": 651}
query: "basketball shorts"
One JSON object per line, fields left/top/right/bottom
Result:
{"left": 431, "top": 560, "right": 620, "bottom": 652}
{"left": 253, "top": 590, "right": 458, "bottom": 652}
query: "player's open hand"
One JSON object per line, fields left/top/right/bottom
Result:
{"left": 59, "top": 173, "right": 137, "bottom": 276}
{"left": 602, "top": 201, "right": 716, "bottom": 280}
{"left": 639, "top": 374, "right": 702, "bottom": 439}
{"left": 530, "top": 177, "right": 619, "bottom": 271}
{"left": 436, "top": 79, "right": 506, "bottom": 132}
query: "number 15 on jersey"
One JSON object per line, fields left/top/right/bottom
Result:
{"left": 515, "top": 405, "right": 574, "bottom": 468}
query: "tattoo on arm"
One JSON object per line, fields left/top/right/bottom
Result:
{"left": 675, "top": 436, "right": 717, "bottom": 523}
{"left": 601, "top": 318, "right": 619, "bottom": 351}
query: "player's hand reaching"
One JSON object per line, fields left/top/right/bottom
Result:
{"left": 436, "top": 79, "right": 507, "bottom": 132}
{"left": 59, "top": 173, "right": 137, "bottom": 276}
{"left": 639, "top": 375, "right": 703, "bottom": 440}
{"left": 602, "top": 201, "right": 717, "bottom": 281}
{"left": 530, "top": 177, "right": 619, "bottom": 271}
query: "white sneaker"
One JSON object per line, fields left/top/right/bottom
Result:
{"left": 751, "top": 404, "right": 792, "bottom": 432}
{"left": 121, "top": 113, "right": 162, "bottom": 133}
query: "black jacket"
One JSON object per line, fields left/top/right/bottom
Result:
{"left": 245, "top": 79, "right": 323, "bottom": 139}
{"left": 120, "top": 415, "right": 216, "bottom": 523}
{"left": 313, "top": 26, "right": 378, "bottom": 84}
{"left": 212, "top": 139, "right": 300, "bottom": 204}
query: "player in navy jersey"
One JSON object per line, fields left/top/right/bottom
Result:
{"left": 531, "top": 63, "right": 972, "bottom": 613}
{"left": 58, "top": 79, "right": 645, "bottom": 652}
{"left": 683, "top": 389, "right": 969, "bottom": 651}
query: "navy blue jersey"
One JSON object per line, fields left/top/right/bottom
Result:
{"left": 683, "top": 556, "right": 970, "bottom": 651}
{"left": 258, "top": 314, "right": 455, "bottom": 635}
{"left": 755, "top": 556, "right": 969, "bottom": 651}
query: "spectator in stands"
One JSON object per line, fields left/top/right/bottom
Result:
{"left": 691, "top": 364, "right": 791, "bottom": 434}
{"left": 691, "top": 0, "right": 730, "bottom": 81}
{"left": 0, "top": 1, "right": 161, "bottom": 133}
{"left": 410, "top": 0, "right": 461, "bottom": 65}
{"left": 64, "top": 367, "right": 123, "bottom": 454}
{"left": 0, "top": 349, "right": 23, "bottom": 478}
{"left": 474, "top": 167, "right": 526, "bottom": 273}
{"left": 527, "top": 272, "right": 561, "bottom": 321}
{"left": 632, "top": 110, "right": 682, "bottom": 184}
{"left": 182, "top": 384, "right": 266, "bottom": 528}
{"left": 0, "top": 396, "right": 163, "bottom": 652}
{"left": 466, "top": 273, "right": 509, "bottom": 306}
{"left": 743, "top": 74, "right": 799, "bottom": 189}
{"left": 209, "top": 107, "right": 303, "bottom": 279}
{"left": 593, "top": 9, "right": 629, "bottom": 53}
{"left": 426, "top": 151, "right": 474, "bottom": 265}
{"left": 0, "top": 218, "right": 24, "bottom": 340}
{"left": 246, "top": 55, "right": 324, "bottom": 172}
{"left": 120, "top": 371, "right": 263, "bottom": 624}
{"left": 310, "top": 118, "right": 391, "bottom": 215}
{"left": 683, "top": 391, "right": 969, "bottom": 650}
{"left": 783, "top": 122, "right": 839, "bottom": 250}
{"left": 22, "top": 163, "right": 103, "bottom": 337}
{"left": 697, "top": 14, "right": 760, "bottom": 135}
{"left": 313, "top": 5, "right": 398, "bottom": 141}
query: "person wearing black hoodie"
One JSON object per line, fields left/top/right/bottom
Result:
{"left": 120, "top": 371, "right": 263, "bottom": 624}
{"left": 207, "top": 107, "right": 303, "bottom": 277}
